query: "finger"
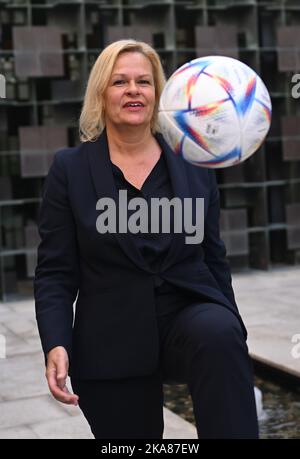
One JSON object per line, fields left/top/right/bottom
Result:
{"left": 57, "top": 370, "right": 67, "bottom": 390}
{"left": 48, "top": 354, "right": 68, "bottom": 390}
{"left": 50, "top": 381, "right": 79, "bottom": 405}
{"left": 47, "top": 368, "right": 79, "bottom": 405}
{"left": 62, "top": 385, "right": 79, "bottom": 402}
{"left": 57, "top": 384, "right": 79, "bottom": 405}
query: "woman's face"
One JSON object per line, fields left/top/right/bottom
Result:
{"left": 103, "top": 52, "right": 156, "bottom": 131}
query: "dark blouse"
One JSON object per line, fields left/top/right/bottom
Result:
{"left": 109, "top": 150, "right": 199, "bottom": 318}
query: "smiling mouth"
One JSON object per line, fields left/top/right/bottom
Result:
{"left": 123, "top": 102, "right": 144, "bottom": 108}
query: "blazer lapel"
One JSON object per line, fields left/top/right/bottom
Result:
{"left": 155, "top": 134, "right": 193, "bottom": 270}
{"left": 86, "top": 130, "right": 193, "bottom": 274}
{"left": 86, "top": 130, "right": 152, "bottom": 273}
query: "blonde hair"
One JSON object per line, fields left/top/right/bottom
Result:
{"left": 79, "top": 39, "right": 166, "bottom": 142}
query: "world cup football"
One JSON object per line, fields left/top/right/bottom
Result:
{"left": 158, "top": 55, "right": 272, "bottom": 168}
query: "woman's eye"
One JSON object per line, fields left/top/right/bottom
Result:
{"left": 112, "top": 79, "right": 151, "bottom": 86}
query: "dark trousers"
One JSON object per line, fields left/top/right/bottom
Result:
{"left": 71, "top": 302, "right": 259, "bottom": 439}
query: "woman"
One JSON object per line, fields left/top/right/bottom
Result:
{"left": 34, "top": 39, "right": 259, "bottom": 439}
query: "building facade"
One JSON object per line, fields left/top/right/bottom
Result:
{"left": 0, "top": 0, "right": 300, "bottom": 301}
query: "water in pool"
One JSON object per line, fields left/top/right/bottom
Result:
{"left": 163, "top": 375, "right": 300, "bottom": 439}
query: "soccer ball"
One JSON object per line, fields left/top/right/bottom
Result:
{"left": 158, "top": 56, "right": 272, "bottom": 168}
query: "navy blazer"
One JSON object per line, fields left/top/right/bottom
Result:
{"left": 34, "top": 130, "right": 247, "bottom": 380}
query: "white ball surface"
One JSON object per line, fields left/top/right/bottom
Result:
{"left": 158, "top": 56, "right": 272, "bottom": 168}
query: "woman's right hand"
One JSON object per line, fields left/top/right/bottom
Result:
{"left": 46, "top": 346, "right": 79, "bottom": 405}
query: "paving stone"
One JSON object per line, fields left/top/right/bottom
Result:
{"left": 23, "top": 335, "right": 44, "bottom": 355}
{"left": 1, "top": 353, "right": 48, "bottom": 400}
{"left": 4, "top": 317, "right": 37, "bottom": 339}
{"left": 0, "top": 395, "right": 71, "bottom": 430}
{"left": 0, "top": 425, "right": 38, "bottom": 439}
{"left": 4, "top": 333, "right": 39, "bottom": 358}
{"left": 30, "top": 414, "right": 94, "bottom": 439}
{"left": 163, "top": 408, "right": 197, "bottom": 439}
{"left": 233, "top": 267, "right": 300, "bottom": 379}
{"left": 11, "top": 301, "right": 36, "bottom": 320}
{"left": 0, "top": 305, "right": 20, "bottom": 324}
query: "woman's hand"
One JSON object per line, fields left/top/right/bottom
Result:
{"left": 46, "top": 346, "right": 79, "bottom": 405}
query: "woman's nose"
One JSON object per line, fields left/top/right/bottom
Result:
{"left": 126, "top": 80, "right": 140, "bottom": 94}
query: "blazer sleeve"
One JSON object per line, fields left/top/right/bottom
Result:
{"left": 202, "top": 170, "right": 238, "bottom": 310}
{"left": 34, "top": 150, "right": 80, "bottom": 362}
